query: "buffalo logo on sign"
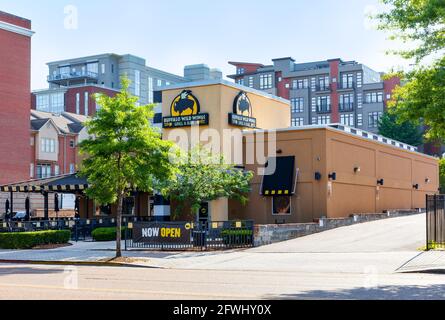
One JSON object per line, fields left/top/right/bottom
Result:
{"left": 229, "top": 91, "right": 257, "bottom": 128}
{"left": 163, "top": 90, "right": 209, "bottom": 128}
{"left": 133, "top": 222, "right": 192, "bottom": 244}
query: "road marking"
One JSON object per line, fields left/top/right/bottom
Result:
{"left": 0, "top": 282, "right": 257, "bottom": 299}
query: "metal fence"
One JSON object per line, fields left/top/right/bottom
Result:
{"left": 426, "top": 195, "right": 445, "bottom": 250}
{"left": 0, "top": 216, "right": 153, "bottom": 241}
{"left": 125, "top": 220, "right": 255, "bottom": 251}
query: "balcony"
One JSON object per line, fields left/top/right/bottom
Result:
{"left": 48, "top": 71, "right": 99, "bottom": 86}
{"left": 316, "top": 84, "right": 331, "bottom": 92}
{"left": 316, "top": 104, "right": 331, "bottom": 114}
{"left": 339, "top": 103, "right": 354, "bottom": 112}
{"left": 337, "top": 82, "right": 355, "bottom": 90}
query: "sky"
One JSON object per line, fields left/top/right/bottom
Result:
{"left": 0, "top": 0, "right": 411, "bottom": 90}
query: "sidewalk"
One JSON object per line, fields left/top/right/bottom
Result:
{"left": 396, "top": 250, "right": 445, "bottom": 273}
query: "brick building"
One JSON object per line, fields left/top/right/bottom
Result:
{"left": 0, "top": 11, "right": 34, "bottom": 184}
{"left": 228, "top": 57, "right": 400, "bottom": 134}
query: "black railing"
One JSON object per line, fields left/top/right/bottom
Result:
{"left": 426, "top": 194, "right": 445, "bottom": 250}
{"left": 317, "top": 105, "right": 331, "bottom": 113}
{"left": 125, "top": 220, "right": 254, "bottom": 251}
{"left": 339, "top": 103, "right": 354, "bottom": 112}
{"left": 338, "top": 82, "right": 355, "bottom": 90}
{"left": 48, "top": 71, "right": 99, "bottom": 82}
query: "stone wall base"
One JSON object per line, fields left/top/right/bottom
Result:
{"left": 254, "top": 210, "right": 422, "bottom": 247}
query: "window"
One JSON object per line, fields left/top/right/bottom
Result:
{"left": 70, "top": 139, "right": 75, "bottom": 148}
{"left": 54, "top": 165, "right": 60, "bottom": 176}
{"left": 357, "top": 72, "right": 363, "bottom": 88}
{"left": 236, "top": 78, "right": 245, "bottom": 86}
{"left": 101, "top": 63, "right": 105, "bottom": 74}
{"left": 317, "top": 116, "right": 331, "bottom": 125}
{"left": 30, "top": 163, "right": 34, "bottom": 178}
{"left": 36, "top": 94, "right": 50, "bottom": 112}
{"left": 368, "top": 112, "right": 383, "bottom": 128}
{"left": 259, "top": 74, "right": 273, "bottom": 89}
{"left": 318, "top": 76, "right": 330, "bottom": 91}
{"left": 166, "top": 81, "right": 170, "bottom": 86}
{"left": 237, "top": 68, "right": 245, "bottom": 75}
{"left": 123, "top": 197, "right": 136, "bottom": 216}
{"left": 317, "top": 96, "right": 331, "bottom": 113}
{"left": 50, "top": 93, "right": 64, "bottom": 114}
{"left": 357, "top": 94, "right": 363, "bottom": 109}
{"left": 365, "top": 92, "right": 383, "bottom": 103}
{"left": 248, "top": 77, "right": 254, "bottom": 88}
{"left": 58, "top": 66, "right": 70, "bottom": 76}
{"left": 157, "top": 79, "right": 163, "bottom": 87}
{"left": 76, "top": 93, "right": 80, "bottom": 114}
{"left": 340, "top": 114, "right": 355, "bottom": 126}
{"left": 135, "top": 70, "right": 141, "bottom": 96}
{"left": 111, "top": 64, "right": 114, "bottom": 73}
{"left": 341, "top": 73, "right": 354, "bottom": 89}
{"left": 292, "top": 78, "right": 308, "bottom": 89}
{"left": 40, "top": 138, "right": 56, "bottom": 153}
{"left": 70, "top": 163, "right": 75, "bottom": 174}
{"left": 37, "top": 164, "right": 52, "bottom": 179}
{"left": 339, "top": 93, "right": 354, "bottom": 111}
{"left": 30, "top": 137, "right": 34, "bottom": 146}
{"left": 86, "top": 62, "right": 98, "bottom": 75}
{"left": 148, "top": 77, "right": 154, "bottom": 104}
{"left": 357, "top": 114, "right": 363, "bottom": 126}
{"left": 84, "top": 92, "right": 89, "bottom": 116}
{"left": 311, "top": 78, "right": 316, "bottom": 92}
{"left": 291, "top": 117, "right": 304, "bottom": 127}
{"left": 291, "top": 98, "right": 304, "bottom": 113}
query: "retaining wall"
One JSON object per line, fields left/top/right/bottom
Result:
{"left": 254, "top": 210, "right": 422, "bottom": 247}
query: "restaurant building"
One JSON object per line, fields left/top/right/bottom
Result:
{"left": 0, "top": 80, "right": 439, "bottom": 223}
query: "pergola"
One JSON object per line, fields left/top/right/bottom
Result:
{"left": 0, "top": 174, "right": 89, "bottom": 220}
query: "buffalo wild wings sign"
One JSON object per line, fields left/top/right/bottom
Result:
{"left": 163, "top": 90, "right": 209, "bottom": 128}
{"left": 228, "top": 91, "right": 257, "bottom": 128}
{"left": 132, "top": 222, "right": 192, "bottom": 244}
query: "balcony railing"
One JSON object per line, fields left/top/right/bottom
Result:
{"left": 316, "top": 84, "right": 331, "bottom": 92}
{"left": 317, "top": 104, "right": 331, "bottom": 113}
{"left": 337, "top": 82, "right": 355, "bottom": 90}
{"left": 339, "top": 103, "right": 354, "bottom": 112}
{"left": 48, "top": 71, "right": 99, "bottom": 83}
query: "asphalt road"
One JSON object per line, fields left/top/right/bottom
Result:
{"left": 0, "top": 214, "right": 444, "bottom": 300}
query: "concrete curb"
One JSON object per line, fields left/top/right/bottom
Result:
{"left": 0, "top": 259, "right": 160, "bottom": 269}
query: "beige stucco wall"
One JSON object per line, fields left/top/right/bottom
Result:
{"left": 162, "top": 83, "right": 290, "bottom": 221}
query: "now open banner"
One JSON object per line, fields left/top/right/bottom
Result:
{"left": 132, "top": 222, "right": 193, "bottom": 244}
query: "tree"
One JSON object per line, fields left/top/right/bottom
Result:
{"left": 375, "top": 0, "right": 445, "bottom": 141}
{"left": 166, "top": 146, "right": 253, "bottom": 222}
{"left": 378, "top": 112, "right": 423, "bottom": 146}
{"left": 376, "top": 0, "right": 445, "bottom": 63}
{"left": 440, "top": 158, "right": 445, "bottom": 193}
{"left": 79, "top": 78, "right": 177, "bottom": 258}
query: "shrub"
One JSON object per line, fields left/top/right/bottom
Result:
{"left": 92, "top": 227, "right": 127, "bottom": 242}
{"left": 221, "top": 229, "right": 253, "bottom": 237}
{"left": 0, "top": 230, "right": 71, "bottom": 249}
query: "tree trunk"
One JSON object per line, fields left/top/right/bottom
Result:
{"left": 115, "top": 192, "right": 124, "bottom": 258}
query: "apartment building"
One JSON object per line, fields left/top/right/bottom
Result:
{"left": 228, "top": 57, "right": 400, "bottom": 133}
{"left": 32, "top": 54, "right": 223, "bottom": 117}
{"left": 0, "top": 11, "right": 34, "bottom": 184}
{"left": 30, "top": 110, "right": 88, "bottom": 179}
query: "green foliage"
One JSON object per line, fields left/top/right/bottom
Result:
{"left": 376, "top": 0, "right": 445, "bottom": 62}
{"left": 79, "top": 77, "right": 177, "bottom": 206}
{"left": 220, "top": 229, "right": 253, "bottom": 237}
{"left": 440, "top": 158, "right": 445, "bottom": 193}
{"left": 375, "top": 0, "right": 445, "bottom": 141}
{"left": 378, "top": 112, "right": 423, "bottom": 146}
{"left": 92, "top": 227, "right": 127, "bottom": 242}
{"left": 78, "top": 77, "right": 178, "bottom": 257}
{"left": 0, "top": 230, "right": 71, "bottom": 249}
{"left": 166, "top": 146, "right": 254, "bottom": 219}
{"left": 387, "top": 57, "right": 445, "bottom": 141}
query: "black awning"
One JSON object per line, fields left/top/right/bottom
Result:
{"left": 0, "top": 174, "right": 89, "bottom": 193}
{"left": 261, "top": 156, "right": 296, "bottom": 196}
